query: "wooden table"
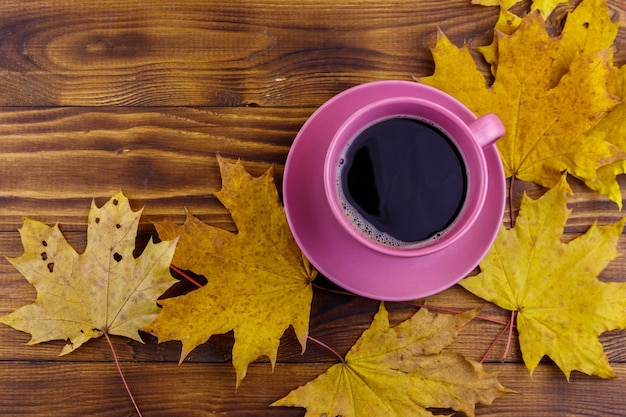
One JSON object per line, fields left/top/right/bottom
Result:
{"left": 0, "top": 0, "right": 625, "bottom": 415}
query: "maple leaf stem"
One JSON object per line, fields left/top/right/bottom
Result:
{"left": 399, "top": 301, "right": 512, "bottom": 326}
{"left": 501, "top": 310, "right": 517, "bottom": 362}
{"left": 103, "top": 330, "right": 143, "bottom": 417}
{"left": 480, "top": 323, "right": 509, "bottom": 363}
{"left": 170, "top": 264, "right": 203, "bottom": 288}
{"left": 480, "top": 309, "right": 519, "bottom": 363}
{"left": 307, "top": 335, "right": 345, "bottom": 364}
{"left": 509, "top": 176, "right": 517, "bottom": 227}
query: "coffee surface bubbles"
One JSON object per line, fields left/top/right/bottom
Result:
{"left": 337, "top": 116, "right": 467, "bottom": 247}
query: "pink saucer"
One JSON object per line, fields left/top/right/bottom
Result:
{"left": 283, "top": 81, "right": 505, "bottom": 301}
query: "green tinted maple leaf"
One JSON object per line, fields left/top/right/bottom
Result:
{"left": 421, "top": 3, "right": 624, "bottom": 203}
{"left": 1, "top": 192, "right": 177, "bottom": 354}
{"left": 143, "top": 155, "right": 316, "bottom": 387}
{"left": 273, "top": 304, "right": 511, "bottom": 417}
{"left": 460, "top": 176, "right": 626, "bottom": 378}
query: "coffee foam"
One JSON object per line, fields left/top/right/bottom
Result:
{"left": 335, "top": 115, "right": 467, "bottom": 249}
{"left": 336, "top": 180, "right": 449, "bottom": 248}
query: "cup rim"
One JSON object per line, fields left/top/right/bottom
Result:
{"left": 323, "top": 96, "right": 489, "bottom": 257}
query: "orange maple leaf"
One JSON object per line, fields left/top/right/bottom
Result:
{"left": 421, "top": 0, "right": 625, "bottom": 205}
{"left": 143, "top": 155, "right": 316, "bottom": 387}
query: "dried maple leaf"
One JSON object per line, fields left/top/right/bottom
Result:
{"left": 548, "top": 0, "right": 619, "bottom": 83}
{"left": 477, "top": 7, "right": 523, "bottom": 67}
{"left": 273, "top": 304, "right": 511, "bottom": 417}
{"left": 460, "top": 176, "right": 626, "bottom": 379}
{"left": 471, "top": 0, "right": 568, "bottom": 18}
{"left": 1, "top": 192, "right": 177, "bottom": 354}
{"left": 143, "top": 155, "right": 316, "bottom": 387}
{"left": 421, "top": 3, "right": 623, "bottom": 202}
{"left": 588, "top": 61, "right": 626, "bottom": 208}
{"left": 478, "top": 0, "right": 626, "bottom": 206}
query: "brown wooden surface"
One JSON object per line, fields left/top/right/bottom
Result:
{"left": 0, "top": 0, "right": 625, "bottom": 416}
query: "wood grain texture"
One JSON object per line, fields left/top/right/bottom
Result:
{"left": 0, "top": 107, "right": 310, "bottom": 230}
{"left": 0, "top": 0, "right": 495, "bottom": 106}
{"left": 0, "top": 0, "right": 625, "bottom": 415}
{"left": 0, "top": 0, "right": 622, "bottom": 107}
{"left": 0, "top": 362, "right": 625, "bottom": 416}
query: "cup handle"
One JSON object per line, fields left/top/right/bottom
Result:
{"left": 468, "top": 113, "right": 505, "bottom": 148}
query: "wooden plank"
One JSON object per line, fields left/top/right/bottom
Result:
{"left": 0, "top": 361, "right": 624, "bottom": 416}
{"left": 0, "top": 0, "right": 495, "bottom": 106}
{"left": 0, "top": 106, "right": 310, "bottom": 230}
{"left": 0, "top": 0, "right": 622, "bottom": 106}
{"left": 478, "top": 364, "right": 626, "bottom": 417}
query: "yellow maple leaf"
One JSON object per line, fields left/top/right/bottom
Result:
{"left": 476, "top": 7, "right": 523, "bottom": 68}
{"left": 1, "top": 192, "right": 177, "bottom": 354}
{"left": 471, "top": 0, "right": 568, "bottom": 18}
{"left": 471, "top": 0, "right": 519, "bottom": 8}
{"left": 549, "top": 0, "right": 619, "bottom": 83}
{"left": 476, "top": 0, "right": 626, "bottom": 207}
{"left": 460, "top": 176, "right": 626, "bottom": 379}
{"left": 588, "top": 63, "right": 626, "bottom": 208}
{"left": 143, "top": 155, "right": 316, "bottom": 387}
{"left": 273, "top": 304, "right": 511, "bottom": 417}
{"left": 421, "top": 7, "right": 621, "bottom": 199}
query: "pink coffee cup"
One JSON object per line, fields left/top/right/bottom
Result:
{"left": 323, "top": 96, "right": 504, "bottom": 257}
{"left": 283, "top": 80, "right": 506, "bottom": 300}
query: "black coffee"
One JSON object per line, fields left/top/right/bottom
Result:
{"left": 338, "top": 117, "right": 467, "bottom": 246}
